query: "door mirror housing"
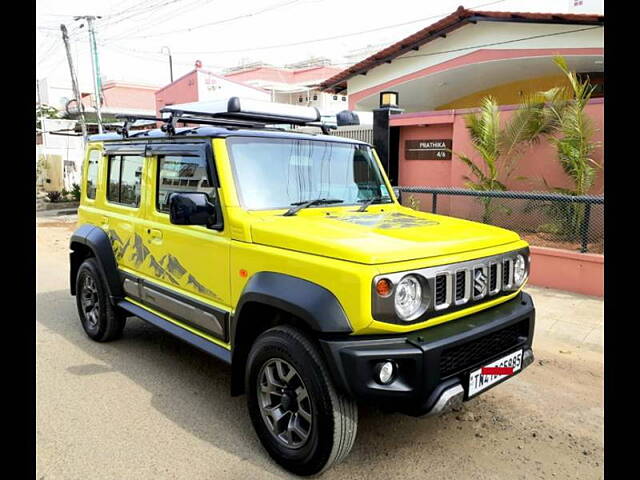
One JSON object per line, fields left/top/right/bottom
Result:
{"left": 168, "top": 192, "right": 217, "bottom": 226}
{"left": 392, "top": 187, "right": 403, "bottom": 205}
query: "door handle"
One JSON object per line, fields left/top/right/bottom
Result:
{"left": 147, "top": 228, "right": 163, "bottom": 244}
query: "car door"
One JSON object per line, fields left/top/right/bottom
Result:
{"left": 100, "top": 143, "right": 148, "bottom": 278}
{"left": 129, "top": 141, "right": 231, "bottom": 344}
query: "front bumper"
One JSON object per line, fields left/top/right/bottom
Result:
{"left": 318, "top": 292, "right": 535, "bottom": 416}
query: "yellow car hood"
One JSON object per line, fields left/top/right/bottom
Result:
{"left": 250, "top": 209, "right": 521, "bottom": 264}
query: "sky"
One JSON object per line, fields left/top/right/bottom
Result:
{"left": 36, "top": 0, "right": 604, "bottom": 93}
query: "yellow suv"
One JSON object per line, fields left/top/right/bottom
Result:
{"left": 70, "top": 97, "right": 535, "bottom": 476}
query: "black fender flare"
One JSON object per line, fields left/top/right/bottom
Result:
{"left": 232, "top": 272, "right": 352, "bottom": 342}
{"left": 69, "top": 224, "right": 123, "bottom": 300}
{"left": 229, "top": 272, "right": 352, "bottom": 396}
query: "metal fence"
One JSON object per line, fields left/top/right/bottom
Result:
{"left": 330, "top": 126, "right": 373, "bottom": 144}
{"left": 396, "top": 187, "right": 604, "bottom": 254}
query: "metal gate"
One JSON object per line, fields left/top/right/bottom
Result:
{"left": 330, "top": 126, "right": 373, "bottom": 144}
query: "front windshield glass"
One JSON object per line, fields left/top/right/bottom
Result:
{"left": 227, "top": 137, "right": 393, "bottom": 210}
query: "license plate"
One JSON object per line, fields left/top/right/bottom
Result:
{"left": 468, "top": 349, "right": 523, "bottom": 397}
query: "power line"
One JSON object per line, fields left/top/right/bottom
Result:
{"left": 127, "top": 0, "right": 509, "bottom": 51}
{"left": 107, "top": 0, "right": 303, "bottom": 40}
{"left": 99, "top": 0, "right": 192, "bottom": 28}
{"left": 103, "top": 0, "right": 206, "bottom": 42}
{"left": 99, "top": 25, "right": 603, "bottom": 78}
{"left": 100, "top": 0, "right": 165, "bottom": 25}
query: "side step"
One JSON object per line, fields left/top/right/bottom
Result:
{"left": 118, "top": 299, "right": 232, "bottom": 364}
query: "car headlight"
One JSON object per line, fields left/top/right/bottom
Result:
{"left": 513, "top": 254, "right": 527, "bottom": 287}
{"left": 394, "top": 275, "right": 427, "bottom": 321}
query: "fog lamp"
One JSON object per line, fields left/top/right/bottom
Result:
{"left": 374, "top": 361, "right": 396, "bottom": 385}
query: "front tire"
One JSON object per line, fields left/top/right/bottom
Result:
{"left": 75, "top": 258, "right": 126, "bottom": 342}
{"left": 246, "top": 325, "right": 358, "bottom": 476}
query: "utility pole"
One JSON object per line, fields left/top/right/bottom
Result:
{"left": 36, "top": 79, "right": 47, "bottom": 148}
{"left": 161, "top": 46, "right": 174, "bottom": 83}
{"left": 60, "top": 24, "right": 88, "bottom": 141}
{"left": 75, "top": 15, "right": 104, "bottom": 133}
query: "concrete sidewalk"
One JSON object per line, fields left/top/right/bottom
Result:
{"left": 36, "top": 207, "right": 78, "bottom": 218}
{"left": 527, "top": 285, "right": 604, "bottom": 352}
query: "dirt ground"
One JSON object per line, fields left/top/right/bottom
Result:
{"left": 36, "top": 215, "right": 604, "bottom": 479}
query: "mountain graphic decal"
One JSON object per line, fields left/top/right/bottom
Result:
{"left": 107, "top": 229, "right": 131, "bottom": 260}
{"left": 131, "top": 233, "right": 150, "bottom": 266}
{"left": 329, "top": 212, "right": 439, "bottom": 229}
{"left": 116, "top": 237, "right": 131, "bottom": 261}
{"left": 104, "top": 228, "right": 218, "bottom": 300}
{"left": 146, "top": 255, "right": 179, "bottom": 285}
{"left": 187, "top": 274, "right": 214, "bottom": 296}
{"left": 159, "top": 254, "right": 188, "bottom": 278}
{"left": 107, "top": 229, "right": 123, "bottom": 245}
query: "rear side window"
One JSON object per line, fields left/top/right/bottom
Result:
{"left": 85, "top": 150, "right": 101, "bottom": 200}
{"left": 107, "top": 155, "right": 144, "bottom": 207}
{"left": 156, "top": 155, "right": 215, "bottom": 212}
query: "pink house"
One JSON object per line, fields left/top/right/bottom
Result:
{"left": 321, "top": 7, "right": 604, "bottom": 296}
{"left": 224, "top": 65, "right": 343, "bottom": 86}
{"left": 224, "top": 64, "right": 349, "bottom": 114}
{"left": 155, "top": 64, "right": 270, "bottom": 116}
{"left": 81, "top": 80, "right": 160, "bottom": 115}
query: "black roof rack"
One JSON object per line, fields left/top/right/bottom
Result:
{"left": 115, "top": 97, "right": 360, "bottom": 138}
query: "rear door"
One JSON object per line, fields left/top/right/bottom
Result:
{"left": 101, "top": 144, "right": 147, "bottom": 277}
{"left": 126, "top": 142, "right": 231, "bottom": 344}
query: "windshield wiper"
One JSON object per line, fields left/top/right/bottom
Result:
{"left": 283, "top": 198, "right": 344, "bottom": 216}
{"left": 357, "top": 196, "right": 389, "bottom": 212}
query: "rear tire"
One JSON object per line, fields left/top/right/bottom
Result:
{"left": 75, "top": 258, "right": 126, "bottom": 342}
{"left": 246, "top": 325, "right": 358, "bottom": 476}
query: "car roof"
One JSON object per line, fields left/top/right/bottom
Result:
{"left": 88, "top": 125, "right": 370, "bottom": 146}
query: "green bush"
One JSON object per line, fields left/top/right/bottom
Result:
{"left": 46, "top": 191, "right": 62, "bottom": 203}
{"left": 71, "top": 183, "right": 81, "bottom": 201}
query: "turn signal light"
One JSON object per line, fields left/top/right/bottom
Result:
{"left": 375, "top": 278, "right": 392, "bottom": 297}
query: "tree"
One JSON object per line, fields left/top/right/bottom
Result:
{"left": 535, "top": 56, "right": 602, "bottom": 241}
{"left": 36, "top": 104, "right": 61, "bottom": 130}
{"left": 544, "top": 56, "right": 601, "bottom": 196}
{"left": 453, "top": 94, "right": 556, "bottom": 222}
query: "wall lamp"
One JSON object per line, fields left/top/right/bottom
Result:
{"left": 379, "top": 91, "right": 399, "bottom": 108}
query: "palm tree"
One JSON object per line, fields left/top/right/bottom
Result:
{"left": 454, "top": 94, "right": 556, "bottom": 222}
{"left": 545, "top": 56, "right": 600, "bottom": 197}
{"left": 535, "top": 56, "right": 601, "bottom": 241}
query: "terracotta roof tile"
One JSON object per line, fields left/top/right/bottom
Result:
{"left": 320, "top": 7, "right": 604, "bottom": 92}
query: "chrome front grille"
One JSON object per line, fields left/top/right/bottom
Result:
{"left": 371, "top": 248, "right": 529, "bottom": 324}
{"left": 503, "top": 258, "right": 514, "bottom": 290}
{"left": 454, "top": 270, "right": 467, "bottom": 303}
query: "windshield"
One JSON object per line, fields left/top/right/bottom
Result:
{"left": 227, "top": 136, "right": 393, "bottom": 211}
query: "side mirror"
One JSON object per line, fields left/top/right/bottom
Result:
{"left": 168, "top": 192, "right": 216, "bottom": 226}
{"left": 392, "top": 187, "right": 403, "bottom": 205}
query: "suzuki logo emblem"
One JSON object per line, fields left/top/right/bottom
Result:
{"left": 474, "top": 269, "right": 487, "bottom": 294}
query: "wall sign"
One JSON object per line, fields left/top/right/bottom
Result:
{"left": 405, "top": 139, "right": 452, "bottom": 160}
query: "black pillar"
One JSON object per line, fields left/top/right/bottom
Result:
{"left": 373, "top": 106, "right": 403, "bottom": 185}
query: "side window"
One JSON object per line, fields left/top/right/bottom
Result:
{"left": 106, "top": 155, "right": 144, "bottom": 207}
{"left": 156, "top": 155, "right": 215, "bottom": 212}
{"left": 86, "top": 150, "right": 101, "bottom": 200}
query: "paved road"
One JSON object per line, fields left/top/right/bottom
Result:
{"left": 36, "top": 217, "right": 604, "bottom": 479}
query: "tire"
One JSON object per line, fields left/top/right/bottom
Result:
{"left": 246, "top": 325, "right": 358, "bottom": 476}
{"left": 75, "top": 258, "right": 126, "bottom": 342}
